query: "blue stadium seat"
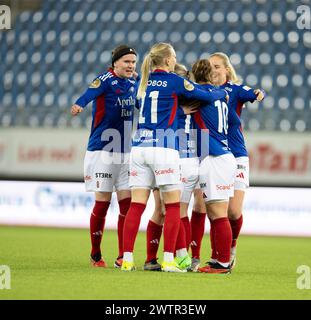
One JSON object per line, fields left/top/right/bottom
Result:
{"left": 0, "top": 0, "right": 309, "bottom": 131}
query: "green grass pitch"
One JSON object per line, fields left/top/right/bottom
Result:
{"left": 0, "top": 225, "right": 311, "bottom": 300}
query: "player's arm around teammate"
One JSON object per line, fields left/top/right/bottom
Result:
{"left": 122, "top": 43, "right": 182, "bottom": 273}
{"left": 191, "top": 59, "right": 236, "bottom": 274}
{"left": 122, "top": 43, "right": 228, "bottom": 273}
{"left": 209, "top": 52, "right": 265, "bottom": 268}
{"left": 191, "top": 53, "right": 265, "bottom": 269}
{"left": 144, "top": 63, "right": 198, "bottom": 272}
{"left": 71, "top": 45, "right": 138, "bottom": 268}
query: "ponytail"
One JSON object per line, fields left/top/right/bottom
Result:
{"left": 137, "top": 53, "right": 151, "bottom": 99}
{"left": 137, "top": 42, "right": 175, "bottom": 99}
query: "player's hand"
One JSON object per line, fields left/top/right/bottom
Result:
{"left": 71, "top": 104, "right": 83, "bottom": 116}
{"left": 224, "top": 89, "right": 229, "bottom": 103}
{"left": 133, "top": 71, "right": 139, "bottom": 79}
{"left": 254, "top": 89, "right": 264, "bottom": 102}
{"left": 182, "top": 101, "right": 200, "bottom": 114}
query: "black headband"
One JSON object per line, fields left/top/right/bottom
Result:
{"left": 111, "top": 47, "right": 137, "bottom": 66}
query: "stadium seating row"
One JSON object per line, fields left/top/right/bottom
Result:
{"left": 0, "top": 0, "right": 309, "bottom": 131}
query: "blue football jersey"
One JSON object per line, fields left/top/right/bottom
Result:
{"left": 75, "top": 69, "right": 138, "bottom": 153}
{"left": 132, "top": 70, "right": 227, "bottom": 150}
{"left": 193, "top": 83, "right": 231, "bottom": 157}
{"left": 177, "top": 109, "right": 197, "bottom": 159}
{"left": 218, "top": 81, "right": 260, "bottom": 157}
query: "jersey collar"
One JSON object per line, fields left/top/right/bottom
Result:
{"left": 153, "top": 69, "right": 168, "bottom": 73}
{"left": 215, "top": 81, "right": 228, "bottom": 88}
{"left": 108, "top": 68, "right": 127, "bottom": 80}
{"left": 108, "top": 68, "right": 117, "bottom": 77}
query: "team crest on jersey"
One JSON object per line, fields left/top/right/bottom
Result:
{"left": 184, "top": 79, "right": 194, "bottom": 91}
{"left": 89, "top": 78, "right": 101, "bottom": 88}
{"left": 129, "top": 86, "right": 134, "bottom": 92}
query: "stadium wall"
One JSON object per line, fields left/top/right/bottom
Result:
{"left": 0, "top": 180, "right": 311, "bottom": 237}
{"left": 0, "top": 128, "right": 311, "bottom": 186}
{"left": 0, "top": 128, "right": 311, "bottom": 236}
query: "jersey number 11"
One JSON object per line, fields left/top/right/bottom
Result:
{"left": 139, "top": 91, "right": 159, "bottom": 124}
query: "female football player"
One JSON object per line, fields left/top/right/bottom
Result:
{"left": 190, "top": 53, "right": 265, "bottom": 270}
{"left": 71, "top": 45, "right": 138, "bottom": 268}
{"left": 191, "top": 59, "right": 236, "bottom": 274}
{"left": 143, "top": 63, "right": 199, "bottom": 272}
{"left": 121, "top": 43, "right": 227, "bottom": 272}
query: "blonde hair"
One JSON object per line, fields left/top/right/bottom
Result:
{"left": 174, "top": 63, "right": 189, "bottom": 78}
{"left": 209, "top": 52, "right": 240, "bottom": 84}
{"left": 137, "top": 42, "right": 175, "bottom": 99}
